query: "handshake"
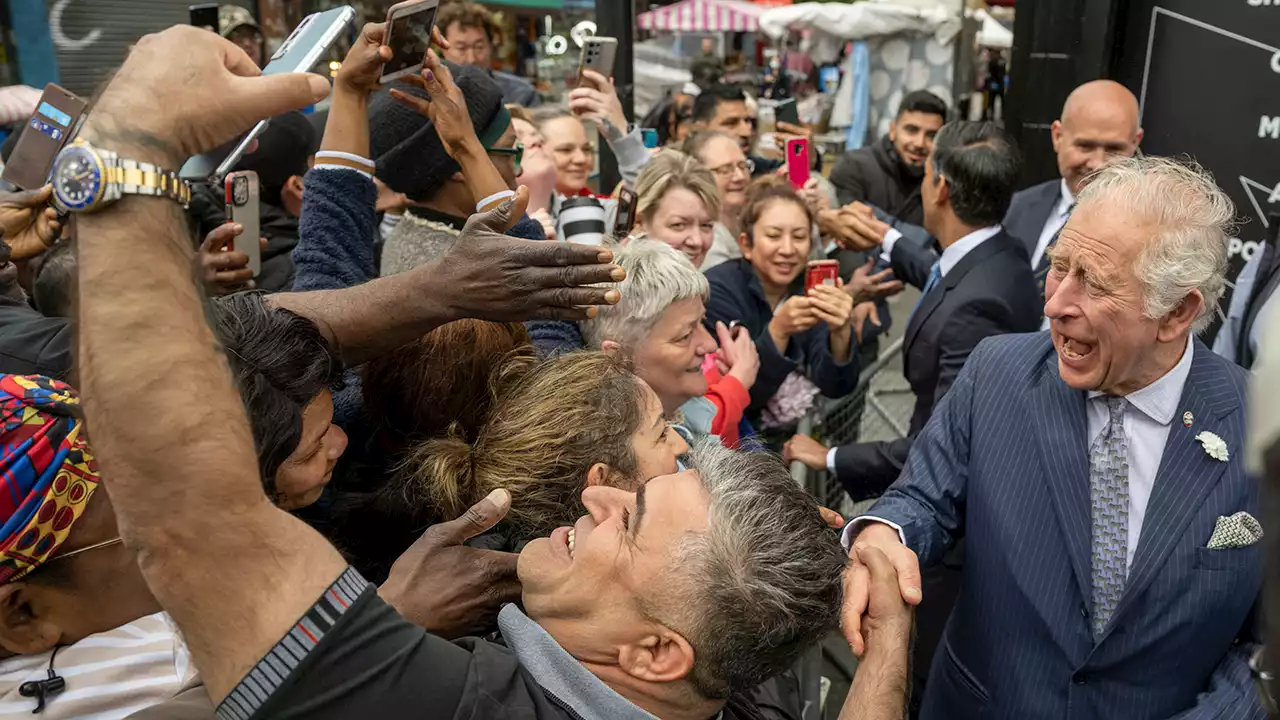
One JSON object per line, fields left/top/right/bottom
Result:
{"left": 842, "top": 521, "right": 921, "bottom": 660}
{"left": 818, "top": 202, "right": 895, "bottom": 253}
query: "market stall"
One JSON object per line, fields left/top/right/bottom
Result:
{"left": 759, "top": 1, "right": 963, "bottom": 150}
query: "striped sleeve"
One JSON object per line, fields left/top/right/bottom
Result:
{"left": 216, "top": 567, "right": 372, "bottom": 720}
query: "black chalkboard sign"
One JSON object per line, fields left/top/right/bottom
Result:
{"left": 1115, "top": 0, "right": 1280, "bottom": 340}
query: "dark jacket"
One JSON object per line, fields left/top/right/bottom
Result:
{"left": 1003, "top": 178, "right": 1062, "bottom": 259}
{"left": 0, "top": 292, "right": 72, "bottom": 380}
{"left": 831, "top": 229, "right": 1040, "bottom": 496}
{"left": 829, "top": 135, "right": 924, "bottom": 225}
{"left": 704, "top": 259, "right": 859, "bottom": 421}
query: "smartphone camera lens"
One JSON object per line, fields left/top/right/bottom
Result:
{"left": 232, "top": 176, "right": 249, "bottom": 205}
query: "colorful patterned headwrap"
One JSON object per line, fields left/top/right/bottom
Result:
{"left": 0, "top": 375, "right": 99, "bottom": 584}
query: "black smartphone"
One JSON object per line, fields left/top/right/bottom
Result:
{"left": 775, "top": 99, "right": 800, "bottom": 127}
{"left": 613, "top": 187, "right": 638, "bottom": 238}
{"left": 1, "top": 84, "right": 87, "bottom": 191}
{"left": 189, "top": 3, "right": 219, "bottom": 30}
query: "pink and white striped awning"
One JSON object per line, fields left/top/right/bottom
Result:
{"left": 637, "top": 0, "right": 766, "bottom": 33}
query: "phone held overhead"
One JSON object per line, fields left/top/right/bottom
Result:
{"left": 381, "top": 0, "right": 440, "bottom": 83}
{"left": 577, "top": 37, "right": 618, "bottom": 86}
{"left": 179, "top": 5, "right": 357, "bottom": 182}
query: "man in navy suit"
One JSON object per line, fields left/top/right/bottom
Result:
{"left": 842, "top": 156, "right": 1264, "bottom": 719}
{"left": 1003, "top": 80, "right": 1143, "bottom": 326}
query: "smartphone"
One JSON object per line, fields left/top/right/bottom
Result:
{"left": 577, "top": 37, "right": 618, "bottom": 86}
{"left": 180, "top": 5, "right": 356, "bottom": 181}
{"left": 775, "top": 98, "right": 800, "bottom": 127}
{"left": 189, "top": 3, "right": 219, "bottom": 30}
{"left": 786, "top": 137, "right": 810, "bottom": 189}
{"left": 1, "top": 84, "right": 88, "bottom": 191}
{"left": 805, "top": 260, "right": 839, "bottom": 293}
{"left": 225, "top": 171, "right": 262, "bottom": 276}
{"left": 613, "top": 187, "right": 639, "bottom": 238}
{"left": 640, "top": 128, "right": 658, "bottom": 149}
{"left": 381, "top": 0, "right": 439, "bottom": 83}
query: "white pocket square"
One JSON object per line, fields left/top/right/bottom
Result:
{"left": 1206, "top": 511, "right": 1264, "bottom": 550}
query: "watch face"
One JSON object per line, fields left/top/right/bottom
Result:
{"left": 52, "top": 145, "right": 105, "bottom": 211}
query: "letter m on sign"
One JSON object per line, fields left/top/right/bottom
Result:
{"left": 1262, "top": 116, "right": 1280, "bottom": 139}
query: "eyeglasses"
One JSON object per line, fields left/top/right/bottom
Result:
{"left": 486, "top": 142, "right": 524, "bottom": 175}
{"left": 709, "top": 159, "right": 754, "bottom": 178}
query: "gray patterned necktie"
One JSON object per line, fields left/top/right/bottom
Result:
{"left": 1090, "top": 396, "right": 1130, "bottom": 638}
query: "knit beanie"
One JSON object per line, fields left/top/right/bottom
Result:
{"left": 234, "top": 110, "right": 318, "bottom": 201}
{"left": 369, "top": 61, "right": 505, "bottom": 202}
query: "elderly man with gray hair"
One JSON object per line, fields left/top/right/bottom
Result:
{"left": 842, "top": 155, "right": 1265, "bottom": 719}
{"left": 582, "top": 239, "right": 761, "bottom": 447}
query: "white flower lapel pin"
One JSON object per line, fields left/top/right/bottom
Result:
{"left": 1195, "top": 431, "right": 1229, "bottom": 463}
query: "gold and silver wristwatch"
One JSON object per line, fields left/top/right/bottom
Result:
{"left": 50, "top": 139, "right": 191, "bottom": 213}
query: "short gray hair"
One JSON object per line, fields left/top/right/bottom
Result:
{"left": 580, "top": 239, "right": 709, "bottom": 350}
{"left": 1076, "top": 155, "right": 1235, "bottom": 333}
{"left": 649, "top": 439, "right": 846, "bottom": 699}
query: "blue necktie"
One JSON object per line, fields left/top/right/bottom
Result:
{"left": 908, "top": 262, "right": 942, "bottom": 327}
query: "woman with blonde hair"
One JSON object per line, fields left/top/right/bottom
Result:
{"left": 630, "top": 149, "right": 721, "bottom": 269}
{"left": 395, "top": 351, "right": 688, "bottom": 547}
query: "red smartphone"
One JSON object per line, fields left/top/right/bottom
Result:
{"left": 1, "top": 84, "right": 87, "bottom": 190}
{"left": 786, "top": 137, "right": 810, "bottom": 189}
{"left": 805, "top": 260, "right": 839, "bottom": 293}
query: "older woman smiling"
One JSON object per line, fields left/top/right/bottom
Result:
{"left": 582, "top": 240, "right": 760, "bottom": 447}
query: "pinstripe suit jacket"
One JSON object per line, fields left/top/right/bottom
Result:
{"left": 868, "top": 332, "right": 1264, "bottom": 720}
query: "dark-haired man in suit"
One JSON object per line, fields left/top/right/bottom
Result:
{"left": 1004, "top": 80, "right": 1143, "bottom": 327}
{"left": 786, "top": 121, "right": 1039, "bottom": 712}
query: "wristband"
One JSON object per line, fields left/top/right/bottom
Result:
{"left": 477, "top": 190, "right": 516, "bottom": 212}
{"left": 314, "top": 150, "right": 376, "bottom": 169}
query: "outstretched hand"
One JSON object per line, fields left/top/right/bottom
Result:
{"left": 568, "top": 69, "right": 629, "bottom": 142}
{"left": 435, "top": 185, "right": 625, "bottom": 322}
{"left": 381, "top": 489, "right": 522, "bottom": 639}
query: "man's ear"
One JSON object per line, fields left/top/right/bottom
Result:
{"left": 888, "top": 119, "right": 898, "bottom": 143}
{"left": 933, "top": 173, "right": 950, "bottom": 208}
{"left": 601, "top": 339, "right": 623, "bottom": 358}
{"left": 1050, "top": 120, "right": 1064, "bottom": 153}
{"left": 585, "top": 462, "right": 612, "bottom": 488}
{"left": 617, "top": 625, "right": 696, "bottom": 684}
{"left": 0, "top": 584, "right": 61, "bottom": 656}
{"left": 1158, "top": 289, "right": 1203, "bottom": 343}
{"left": 450, "top": 171, "right": 466, "bottom": 183}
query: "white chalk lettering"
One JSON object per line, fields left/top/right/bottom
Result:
{"left": 1262, "top": 115, "right": 1280, "bottom": 139}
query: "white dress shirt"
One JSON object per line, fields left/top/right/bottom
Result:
{"left": 844, "top": 335, "right": 1197, "bottom": 571}
{"left": 1035, "top": 181, "right": 1075, "bottom": 331}
{"left": 830, "top": 226, "right": 1005, "bottom": 473}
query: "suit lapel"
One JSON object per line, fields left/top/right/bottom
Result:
{"left": 1015, "top": 182, "right": 1060, "bottom": 256}
{"left": 904, "top": 233, "right": 1005, "bottom": 352}
{"left": 1030, "top": 353, "right": 1093, "bottom": 602}
{"left": 1104, "top": 343, "right": 1239, "bottom": 635}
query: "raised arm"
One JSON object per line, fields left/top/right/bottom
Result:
{"left": 288, "top": 22, "right": 387, "bottom": 293}
{"left": 76, "top": 27, "right": 348, "bottom": 701}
